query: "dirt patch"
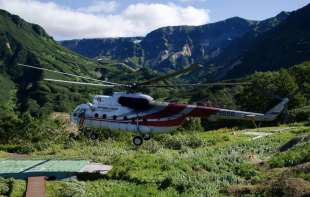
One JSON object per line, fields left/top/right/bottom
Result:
{"left": 6, "top": 153, "right": 31, "bottom": 159}
{"left": 50, "top": 112, "right": 78, "bottom": 133}
{"left": 268, "top": 178, "right": 310, "bottom": 197}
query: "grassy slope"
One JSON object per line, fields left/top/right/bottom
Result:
{"left": 0, "top": 124, "right": 309, "bottom": 196}
{"left": 0, "top": 9, "right": 100, "bottom": 76}
{"left": 0, "top": 73, "right": 15, "bottom": 111}
{"left": 0, "top": 10, "right": 129, "bottom": 113}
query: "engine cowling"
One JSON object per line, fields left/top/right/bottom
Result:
{"left": 118, "top": 96, "right": 151, "bottom": 110}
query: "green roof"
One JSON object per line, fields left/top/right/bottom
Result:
{"left": 0, "top": 159, "right": 89, "bottom": 174}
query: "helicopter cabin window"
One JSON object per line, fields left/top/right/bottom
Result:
{"left": 102, "top": 114, "right": 107, "bottom": 119}
{"left": 113, "top": 115, "right": 117, "bottom": 120}
{"left": 94, "top": 113, "right": 99, "bottom": 118}
{"left": 123, "top": 116, "right": 128, "bottom": 120}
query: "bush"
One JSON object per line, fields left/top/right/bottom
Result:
{"left": 233, "top": 163, "right": 257, "bottom": 180}
{"left": 159, "top": 177, "right": 173, "bottom": 190}
{"left": 164, "top": 137, "right": 183, "bottom": 150}
{"left": 181, "top": 118, "right": 203, "bottom": 131}
{"left": 186, "top": 135, "right": 204, "bottom": 148}
{"left": 0, "top": 178, "right": 9, "bottom": 195}
{"left": 56, "top": 181, "right": 86, "bottom": 197}
{"left": 142, "top": 140, "right": 162, "bottom": 153}
{"left": 288, "top": 106, "right": 310, "bottom": 122}
{"left": 0, "top": 144, "right": 34, "bottom": 154}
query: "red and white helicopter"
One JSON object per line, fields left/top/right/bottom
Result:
{"left": 20, "top": 64, "right": 289, "bottom": 146}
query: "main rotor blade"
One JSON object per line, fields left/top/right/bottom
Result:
{"left": 18, "top": 63, "right": 124, "bottom": 86}
{"left": 44, "top": 78, "right": 117, "bottom": 87}
{"left": 137, "top": 63, "right": 202, "bottom": 86}
{"left": 141, "top": 82, "right": 251, "bottom": 88}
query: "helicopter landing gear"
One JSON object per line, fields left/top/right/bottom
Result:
{"left": 143, "top": 134, "right": 151, "bottom": 141}
{"left": 89, "top": 132, "right": 98, "bottom": 140}
{"left": 132, "top": 134, "right": 151, "bottom": 146}
{"left": 81, "top": 128, "right": 98, "bottom": 140}
{"left": 132, "top": 136, "right": 143, "bottom": 146}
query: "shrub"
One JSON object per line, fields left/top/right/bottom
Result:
{"left": 56, "top": 181, "right": 86, "bottom": 197}
{"left": 288, "top": 106, "right": 310, "bottom": 122}
{"left": 233, "top": 163, "right": 257, "bottom": 180}
{"left": 206, "top": 139, "right": 217, "bottom": 146}
{"left": 159, "top": 177, "right": 173, "bottom": 190}
{"left": 0, "top": 178, "right": 9, "bottom": 195}
{"left": 0, "top": 144, "right": 34, "bottom": 154}
{"left": 186, "top": 135, "right": 204, "bottom": 148}
{"left": 164, "top": 137, "right": 183, "bottom": 150}
{"left": 181, "top": 118, "right": 203, "bottom": 131}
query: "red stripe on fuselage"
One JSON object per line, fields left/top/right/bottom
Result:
{"left": 187, "top": 106, "right": 219, "bottom": 117}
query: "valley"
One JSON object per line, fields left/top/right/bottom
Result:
{"left": 0, "top": 2, "right": 309, "bottom": 197}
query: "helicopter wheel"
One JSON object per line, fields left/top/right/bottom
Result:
{"left": 90, "top": 132, "right": 98, "bottom": 140}
{"left": 143, "top": 134, "right": 151, "bottom": 141}
{"left": 133, "top": 136, "right": 143, "bottom": 146}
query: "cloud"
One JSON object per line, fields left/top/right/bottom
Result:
{"left": 78, "top": 1, "right": 118, "bottom": 14}
{"left": 178, "top": 0, "right": 207, "bottom": 3}
{"left": 0, "top": 0, "right": 210, "bottom": 40}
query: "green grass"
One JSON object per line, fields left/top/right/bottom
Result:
{"left": 9, "top": 180, "right": 26, "bottom": 197}
{"left": 28, "top": 126, "right": 309, "bottom": 196}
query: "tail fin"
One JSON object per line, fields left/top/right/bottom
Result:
{"left": 263, "top": 98, "right": 289, "bottom": 121}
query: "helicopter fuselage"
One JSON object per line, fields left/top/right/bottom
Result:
{"left": 70, "top": 92, "right": 282, "bottom": 134}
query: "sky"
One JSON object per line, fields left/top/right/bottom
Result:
{"left": 0, "top": 0, "right": 309, "bottom": 40}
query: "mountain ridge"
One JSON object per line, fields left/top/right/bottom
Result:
{"left": 60, "top": 9, "right": 293, "bottom": 77}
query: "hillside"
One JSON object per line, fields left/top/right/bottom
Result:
{"left": 0, "top": 9, "right": 126, "bottom": 115}
{"left": 213, "top": 3, "right": 310, "bottom": 80}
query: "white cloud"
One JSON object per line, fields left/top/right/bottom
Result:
{"left": 78, "top": 1, "right": 118, "bottom": 14}
{"left": 0, "top": 0, "right": 210, "bottom": 40}
{"left": 178, "top": 0, "right": 207, "bottom": 3}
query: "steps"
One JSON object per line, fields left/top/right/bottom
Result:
{"left": 26, "top": 176, "right": 45, "bottom": 197}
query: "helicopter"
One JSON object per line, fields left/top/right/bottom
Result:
{"left": 19, "top": 63, "right": 289, "bottom": 146}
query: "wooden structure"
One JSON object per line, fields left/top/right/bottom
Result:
{"left": 26, "top": 176, "right": 45, "bottom": 197}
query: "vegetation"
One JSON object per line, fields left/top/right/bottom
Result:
{"left": 0, "top": 123, "right": 309, "bottom": 196}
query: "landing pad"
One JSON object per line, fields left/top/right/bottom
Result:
{"left": 0, "top": 159, "right": 112, "bottom": 179}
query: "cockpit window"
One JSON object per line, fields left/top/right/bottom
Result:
{"left": 73, "top": 106, "right": 86, "bottom": 114}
